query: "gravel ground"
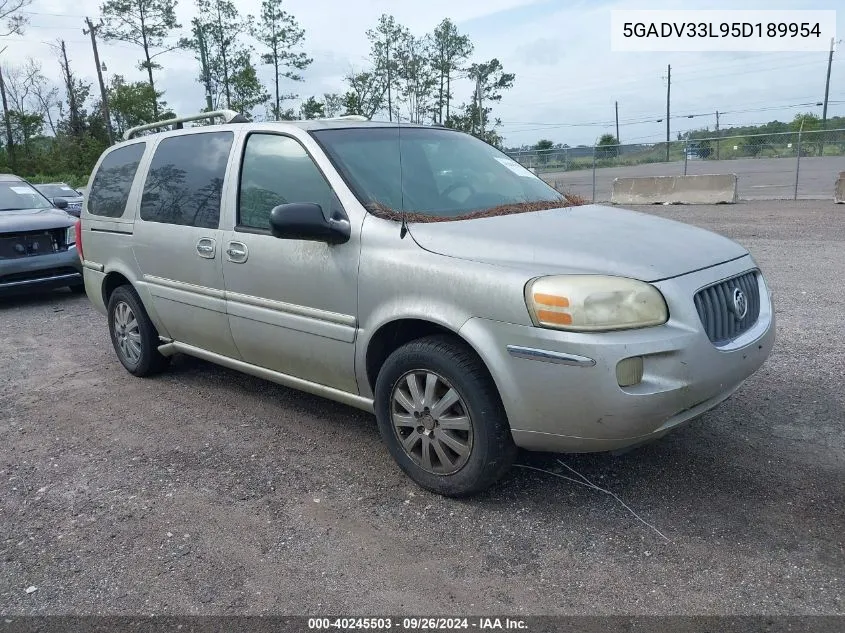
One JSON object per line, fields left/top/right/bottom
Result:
{"left": 1, "top": 200, "right": 843, "bottom": 616}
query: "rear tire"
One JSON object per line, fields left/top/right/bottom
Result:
{"left": 374, "top": 335, "right": 516, "bottom": 497}
{"left": 107, "top": 285, "right": 169, "bottom": 377}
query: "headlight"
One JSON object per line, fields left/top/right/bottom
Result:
{"left": 66, "top": 225, "right": 76, "bottom": 245}
{"left": 525, "top": 275, "right": 668, "bottom": 332}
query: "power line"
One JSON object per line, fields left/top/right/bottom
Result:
{"left": 500, "top": 99, "right": 836, "bottom": 133}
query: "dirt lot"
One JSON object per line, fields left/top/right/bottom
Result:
{"left": 1, "top": 200, "right": 843, "bottom": 616}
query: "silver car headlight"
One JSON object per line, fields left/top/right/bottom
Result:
{"left": 525, "top": 275, "right": 668, "bottom": 332}
{"left": 66, "top": 225, "right": 76, "bottom": 246}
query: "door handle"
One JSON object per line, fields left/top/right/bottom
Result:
{"left": 196, "top": 238, "right": 216, "bottom": 259}
{"left": 225, "top": 241, "right": 248, "bottom": 263}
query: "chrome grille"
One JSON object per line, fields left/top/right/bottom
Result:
{"left": 694, "top": 271, "right": 760, "bottom": 344}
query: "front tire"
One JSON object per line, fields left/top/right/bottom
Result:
{"left": 374, "top": 335, "right": 516, "bottom": 497}
{"left": 107, "top": 285, "right": 169, "bottom": 377}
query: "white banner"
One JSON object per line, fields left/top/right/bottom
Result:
{"left": 611, "top": 10, "right": 836, "bottom": 52}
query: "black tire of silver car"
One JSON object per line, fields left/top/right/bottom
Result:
{"left": 107, "top": 285, "right": 169, "bottom": 377}
{"left": 374, "top": 335, "right": 517, "bottom": 497}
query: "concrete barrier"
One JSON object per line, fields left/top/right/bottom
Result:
{"left": 611, "top": 174, "right": 738, "bottom": 205}
{"left": 835, "top": 171, "right": 845, "bottom": 204}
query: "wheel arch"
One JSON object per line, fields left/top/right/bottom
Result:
{"left": 100, "top": 265, "right": 171, "bottom": 340}
{"left": 363, "top": 317, "right": 496, "bottom": 398}
{"left": 102, "top": 270, "right": 132, "bottom": 307}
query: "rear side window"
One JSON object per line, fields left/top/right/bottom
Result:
{"left": 88, "top": 143, "right": 145, "bottom": 217}
{"left": 238, "top": 134, "right": 335, "bottom": 230}
{"left": 140, "top": 131, "right": 234, "bottom": 229}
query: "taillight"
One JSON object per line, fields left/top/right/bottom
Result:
{"left": 75, "top": 220, "right": 84, "bottom": 260}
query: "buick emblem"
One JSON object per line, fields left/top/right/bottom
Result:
{"left": 731, "top": 288, "right": 748, "bottom": 320}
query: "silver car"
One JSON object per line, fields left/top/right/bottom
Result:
{"left": 79, "top": 111, "right": 775, "bottom": 496}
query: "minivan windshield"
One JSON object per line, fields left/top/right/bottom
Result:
{"left": 0, "top": 182, "right": 53, "bottom": 211}
{"left": 312, "top": 127, "right": 573, "bottom": 221}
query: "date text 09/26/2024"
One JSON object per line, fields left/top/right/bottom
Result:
{"left": 307, "top": 617, "right": 528, "bottom": 630}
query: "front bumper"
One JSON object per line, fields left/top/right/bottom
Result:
{"left": 0, "top": 246, "right": 83, "bottom": 295}
{"left": 459, "top": 256, "right": 775, "bottom": 453}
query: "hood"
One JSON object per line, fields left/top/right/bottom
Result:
{"left": 0, "top": 208, "right": 76, "bottom": 233}
{"left": 409, "top": 204, "right": 748, "bottom": 282}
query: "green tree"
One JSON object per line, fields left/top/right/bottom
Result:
{"left": 342, "top": 69, "right": 385, "bottom": 119}
{"left": 250, "top": 0, "right": 311, "bottom": 120}
{"left": 180, "top": 0, "right": 249, "bottom": 111}
{"left": 791, "top": 112, "right": 821, "bottom": 132}
{"left": 430, "top": 18, "right": 472, "bottom": 124}
{"left": 100, "top": 0, "right": 180, "bottom": 118}
{"left": 448, "top": 58, "right": 513, "bottom": 141}
{"left": 55, "top": 39, "right": 90, "bottom": 140}
{"left": 596, "top": 133, "right": 618, "bottom": 158}
{"left": 228, "top": 51, "right": 268, "bottom": 116}
{"left": 107, "top": 74, "right": 171, "bottom": 137}
{"left": 2, "top": 60, "right": 45, "bottom": 153}
{"left": 396, "top": 33, "right": 436, "bottom": 123}
{"left": 0, "top": 0, "right": 32, "bottom": 170}
{"left": 446, "top": 103, "right": 504, "bottom": 147}
{"left": 299, "top": 95, "right": 324, "bottom": 119}
{"left": 322, "top": 92, "right": 342, "bottom": 117}
{"left": 534, "top": 138, "right": 554, "bottom": 164}
{"left": 366, "top": 14, "right": 408, "bottom": 121}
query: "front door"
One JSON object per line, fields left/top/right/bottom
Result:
{"left": 132, "top": 130, "right": 241, "bottom": 359}
{"left": 221, "top": 132, "right": 360, "bottom": 393}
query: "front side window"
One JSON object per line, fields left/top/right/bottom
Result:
{"left": 88, "top": 143, "right": 146, "bottom": 217}
{"left": 140, "top": 132, "right": 234, "bottom": 228}
{"left": 311, "top": 127, "right": 564, "bottom": 220}
{"left": 238, "top": 134, "right": 336, "bottom": 230}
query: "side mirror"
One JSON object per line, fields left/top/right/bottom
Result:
{"left": 52, "top": 197, "right": 69, "bottom": 210}
{"left": 268, "top": 203, "right": 350, "bottom": 244}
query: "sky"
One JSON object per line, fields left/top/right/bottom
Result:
{"left": 2, "top": 0, "right": 843, "bottom": 148}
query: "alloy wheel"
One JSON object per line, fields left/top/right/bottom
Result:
{"left": 113, "top": 300, "right": 142, "bottom": 366}
{"left": 390, "top": 370, "right": 474, "bottom": 475}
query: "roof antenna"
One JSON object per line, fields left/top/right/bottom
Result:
{"left": 398, "top": 114, "right": 408, "bottom": 239}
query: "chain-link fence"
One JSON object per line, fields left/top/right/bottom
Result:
{"left": 507, "top": 128, "right": 845, "bottom": 202}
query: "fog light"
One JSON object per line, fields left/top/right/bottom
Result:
{"left": 616, "top": 356, "right": 643, "bottom": 387}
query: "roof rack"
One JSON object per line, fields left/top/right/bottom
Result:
{"left": 124, "top": 109, "right": 248, "bottom": 140}
{"left": 319, "top": 115, "right": 369, "bottom": 122}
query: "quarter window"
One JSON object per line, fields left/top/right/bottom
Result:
{"left": 238, "top": 134, "right": 335, "bottom": 230}
{"left": 140, "top": 132, "right": 233, "bottom": 228}
{"left": 88, "top": 143, "right": 145, "bottom": 217}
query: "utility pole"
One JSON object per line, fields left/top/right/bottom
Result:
{"left": 615, "top": 100, "right": 620, "bottom": 144}
{"left": 0, "top": 46, "right": 15, "bottom": 171}
{"left": 715, "top": 110, "right": 720, "bottom": 161}
{"left": 665, "top": 64, "right": 671, "bottom": 162}
{"left": 819, "top": 37, "right": 836, "bottom": 155}
{"left": 84, "top": 17, "right": 113, "bottom": 144}
{"left": 196, "top": 25, "right": 214, "bottom": 112}
{"left": 821, "top": 37, "right": 835, "bottom": 129}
